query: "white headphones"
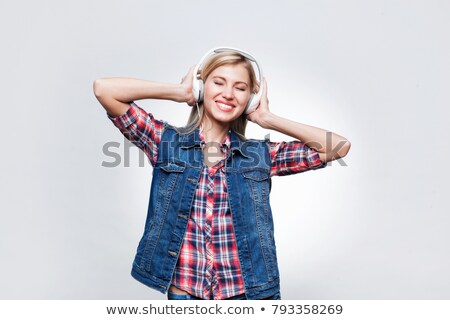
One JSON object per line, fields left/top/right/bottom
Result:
{"left": 191, "top": 46, "right": 264, "bottom": 114}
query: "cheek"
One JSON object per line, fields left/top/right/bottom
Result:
{"left": 204, "top": 84, "right": 218, "bottom": 97}
{"left": 238, "top": 93, "right": 251, "bottom": 106}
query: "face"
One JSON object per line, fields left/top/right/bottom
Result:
{"left": 202, "top": 63, "right": 251, "bottom": 127}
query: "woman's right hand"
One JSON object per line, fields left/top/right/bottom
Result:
{"left": 179, "top": 65, "right": 198, "bottom": 107}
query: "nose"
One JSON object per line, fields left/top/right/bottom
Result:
{"left": 221, "top": 85, "right": 234, "bottom": 99}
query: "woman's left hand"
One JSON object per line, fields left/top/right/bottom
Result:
{"left": 246, "top": 77, "right": 272, "bottom": 129}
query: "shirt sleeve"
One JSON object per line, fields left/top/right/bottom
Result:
{"left": 267, "top": 140, "right": 327, "bottom": 177}
{"left": 106, "top": 101, "right": 166, "bottom": 166}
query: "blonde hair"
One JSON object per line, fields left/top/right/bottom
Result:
{"left": 180, "top": 51, "right": 259, "bottom": 140}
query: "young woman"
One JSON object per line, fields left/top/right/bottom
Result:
{"left": 94, "top": 47, "right": 351, "bottom": 300}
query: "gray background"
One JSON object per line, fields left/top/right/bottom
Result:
{"left": 1, "top": 0, "right": 449, "bottom": 299}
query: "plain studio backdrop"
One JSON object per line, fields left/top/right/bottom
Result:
{"left": 0, "top": 0, "right": 449, "bottom": 299}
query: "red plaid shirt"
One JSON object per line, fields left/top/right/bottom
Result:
{"left": 107, "top": 102, "right": 326, "bottom": 299}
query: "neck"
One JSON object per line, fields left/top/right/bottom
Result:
{"left": 200, "top": 117, "right": 230, "bottom": 144}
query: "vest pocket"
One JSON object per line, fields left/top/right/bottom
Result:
{"left": 160, "top": 162, "right": 186, "bottom": 173}
{"left": 241, "top": 169, "right": 270, "bottom": 201}
{"left": 242, "top": 169, "right": 270, "bottom": 181}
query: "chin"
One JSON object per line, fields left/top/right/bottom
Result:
{"left": 214, "top": 111, "right": 242, "bottom": 123}
{"left": 212, "top": 116, "right": 235, "bottom": 125}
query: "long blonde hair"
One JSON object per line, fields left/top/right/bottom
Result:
{"left": 180, "top": 51, "right": 259, "bottom": 140}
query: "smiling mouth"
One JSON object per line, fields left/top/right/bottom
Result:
{"left": 216, "top": 101, "right": 235, "bottom": 112}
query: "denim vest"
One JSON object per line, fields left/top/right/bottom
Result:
{"left": 131, "top": 126, "right": 279, "bottom": 299}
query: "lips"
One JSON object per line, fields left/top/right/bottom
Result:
{"left": 216, "top": 101, "right": 235, "bottom": 112}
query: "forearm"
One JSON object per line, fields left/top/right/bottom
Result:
{"left": 93, "top": 77, "right": 187, "bottom": 103}
{"left": 262, "top": 113, "right": 351, "bottom": 160}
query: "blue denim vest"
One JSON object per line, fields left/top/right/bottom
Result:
{"left": 131, "top": 126, "right": 279, "bottom": 299}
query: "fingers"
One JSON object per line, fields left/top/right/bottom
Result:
{"left": 179, "top": 65, "right": 198, "bottom": 106}
{"left": 181, "top": 66, "right": 195, "bottom": 84}
{"left": 183, "top": 65, "right": 200, "bottom": 81}
{"left": 262, "top": 77, "right": 269, "bottom": 103}
{"left": 262, "top": 77, "right": 267, "bottom": 95}
{"left": 189, "top": 65, "right": 199, "bottom": 77}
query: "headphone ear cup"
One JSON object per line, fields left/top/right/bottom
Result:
{"left": 245, "top": 93, "right": 255, "bottom": 111}
{"left": 192, "top": 65, "right": 202, "bottom": 102}
{"left": 192, "top": 79, "right": 199, "bottom": 102}
{"left": 198, "top": 80, "right": 204, "bottom": 102}
{"left": 245, "top": 79, "right": 264, "bottom": 114}
{"left": 245, "top": 93, "right": 261, "bottom": 114}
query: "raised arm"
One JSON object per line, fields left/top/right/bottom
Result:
{"left": 247, "top": 78, "right": 351, "bottom": 163}
{"left": 93, "top": 66, "right": 196, "bottom": 117}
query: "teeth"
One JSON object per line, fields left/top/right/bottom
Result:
{"left": 217, "top": 102, "right": 233, "bottom": 109}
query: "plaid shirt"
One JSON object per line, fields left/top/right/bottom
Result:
{"left": 107, "top": 102, "right": 326, "bottom": 299}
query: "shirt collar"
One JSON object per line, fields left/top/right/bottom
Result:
{"left": 180, "top": 127, "right": 248, "bottom": 158}
{"left": 198, "top": 126, "right": 231, "bottom": 151}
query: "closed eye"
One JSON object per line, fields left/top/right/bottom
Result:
{"left": 214, "top": 81, "right": 247, "bottom": 91}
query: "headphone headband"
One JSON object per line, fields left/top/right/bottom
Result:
{"left": 191, "top": 46, "right": 264, "bottom": 114}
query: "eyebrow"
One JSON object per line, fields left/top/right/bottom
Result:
{"left": 212, "top": 76, "right": 249, "bottom": 86}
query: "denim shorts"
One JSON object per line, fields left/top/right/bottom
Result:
{"left": 167, "top": 291, "right": 281, "bottom": 300}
